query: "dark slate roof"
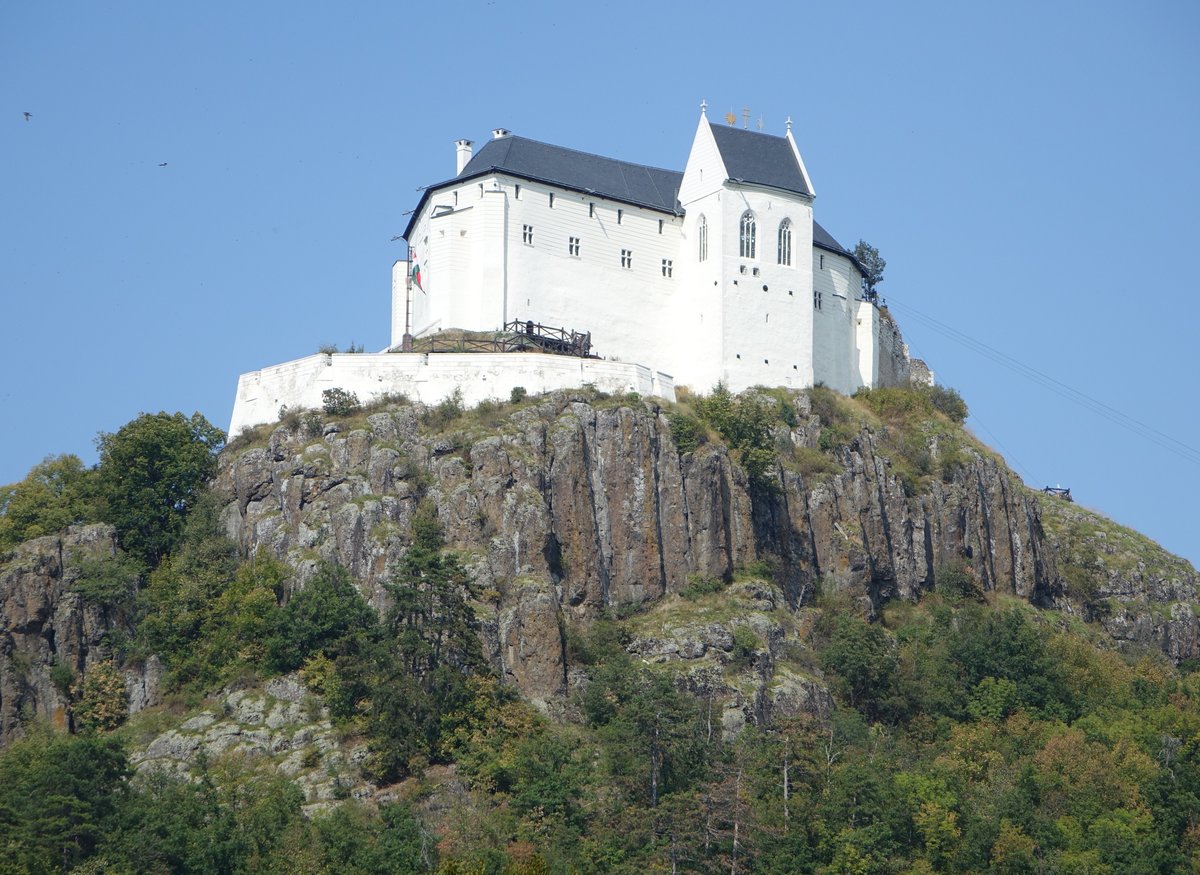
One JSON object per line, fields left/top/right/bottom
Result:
{"left": 403, "top": 135, "right": 683, "bottom": 240}
{"left": 813, "top": 221, "right": 848, "bottom": 255}
{"left": 708, "top": 124, "right": 812, "bottom": 197}
{"left": 405, "top": 130, "right": 839, "bottom": 248}
{"left": 814, "top": 221, "right": 864, "bottom": 273}
{"left": 459, "top": 136, "right": 683, "bottom": 213}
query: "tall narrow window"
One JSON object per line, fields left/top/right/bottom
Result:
{"left": 514, "top": 184, "right": 521, "bottom": 200}
{"left": 777, "top": 219, "right": 792, "bottom": 266}
{"left": 548, "top": 192, "right": 555, "bottom": 208}
{"left": 617, "top": 209, "right": 623, "bottom": 225}
{"left": 621, "top": 249, "right": 632, "bottom": 269}
{"left": 589, "top": 202, "right": 595, "bottom": 217}
{"left": 739, "top": 211, "right": 756, "bottom": 259}
{"left": 820, "top": 253, "right": 825, "bottom": 269}
{"left": 568, "top": 236, "right": 580, "bottom": 256}
{"left": 662, "top": 259, "right": 673, "bottom": 277}
{"left": 522, "top": 225, "right": 534, "bottom": 245}
{"left": 813, "top": 291, "right": 823, "bottom": 310}
{"left": 698, "top": 215, "right": 708, "bottom": 262}
{"left": 658, "top": 219, "right": 664, "bottom": 234}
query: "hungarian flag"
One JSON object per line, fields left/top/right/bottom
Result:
{"left": 411, "top": 260, "right": 424, "bottom": 292}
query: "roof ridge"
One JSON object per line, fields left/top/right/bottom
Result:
{"left": 710, "top": 124, "right": 788, "bottom": 141}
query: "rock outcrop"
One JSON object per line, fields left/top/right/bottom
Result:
{"left": 5, "top": 390, "right": 1195, "bottom": 748}
{"left": 213, "top": 392, "right": 1078, "bottom": 708}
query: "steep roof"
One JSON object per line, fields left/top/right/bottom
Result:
{"left": 461, "top": 136, "right": 683, "bottom": 214}
{"left": 405, "top": 130, "right": 839, "bottom": 248}
{"left": 403, "top": 135, "right": 684, "bottom": 240}
{"left": 813, "top": 221, "right": 849, "bottom": 255}
{"left": 708, "top": 124, "right": 813, "bottom": 197}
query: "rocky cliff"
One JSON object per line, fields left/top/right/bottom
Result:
{"left": 4, "top": 389, "right": 1197, "bottom": 748}
{"left": 0, "top": 525, "right": 160, "bottom": 742}
{"left": 212, "top": 390, "right": 1196, "bottom": 702}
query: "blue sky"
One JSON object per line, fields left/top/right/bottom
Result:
{"left": 3, "top": 1, "right": 1198, "bottom": 565}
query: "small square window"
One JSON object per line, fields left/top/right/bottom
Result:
{"left": 568, "top": 236, "right": 580, "bottom": 256}
{"left": 661, "top": 259, "right": 673, "bottom": 278}
{"left": 621, "top": 249, "right": 632, "bottom": 269}
{"left": 523, "top": 225, "right": 534, "bottom": 245}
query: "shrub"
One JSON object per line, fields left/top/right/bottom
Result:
{"left": 510, "top": 386, "right": 527, "bottom": 404}
{"left": 73, "top": 552, "right": 143, "bottom": 609}
{"left": 74, "top": 660, "right": 129, "bottom": 732}
{"left": 680, "top": 574, "right": 726, "bottom": 600}
{"left": 421, "top": 388, "right": 464, "bottom": 431}
{"left": 922, "top": 384, "right": 968, "bottom": 423}
{"left": 667, "top": 411, "right": 704, "bottom": 453}
{"left": 694, "top": 385, "right": 782, "bottom": 489}
{"left": 731, "top": 625, "right": 762, "bottom": 665}
{"left": 50, "top": 660, "right": 75, "bottom": 697}
{"left": 322, "top": 388, "right": 361, "bottom": 417}
{"left": 933, "top": 558, "right": 980, "bottom": 601}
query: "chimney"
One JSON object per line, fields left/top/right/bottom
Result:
{"left": 455, "top": 139, "right": 473, "bottom": 175}
{"left": 492, "top": 128, "right": 511, "bottom": 140}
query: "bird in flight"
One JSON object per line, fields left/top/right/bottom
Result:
{"left": 23, "top": 112, "right": 32, "bottom": 121}
{"left": 158, "top": 162, "right": 168, "bottom": 167}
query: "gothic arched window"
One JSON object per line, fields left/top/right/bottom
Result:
{"left": 739, "top": 211, "right": 756, "bottom": 259}
{"left": 777, "top": 219, "right": 792, "bottom": 266}
{"left": 698, "top": 215, "right": 708, "bottom": 262}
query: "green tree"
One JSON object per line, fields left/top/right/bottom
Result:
{"left": 820, "top": 615, "right": 898, "bottom": 717}
{"left": 0, "top": 454, "right": 97, "bottom": 549}
{"left": 0, "top": 730, "right": 129, "bottom": 874}
{"left": 265, "top": 561, "right": 377, "bottom": 673}
{"left": 853, "top": 240, "right": 886, "bottom": 297}
{"left": 95, "top": 412, "right": 224, "bottom": 566}
{"left": 330, "top": 506, "right": 486, "bottom": 782}
{"left": 134, "top": 494, "right": 247, "bottom": 689}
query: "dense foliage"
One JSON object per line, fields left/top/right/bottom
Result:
{"left": 4, "top": 393, "right": 1200, "bottom": 873}
{"left": 94, "top": 412, "right": 225, "bottom": 566}
{"left": 0, "top": 411, "right": 223, "bottom": 568}
{"left": 0, "top": 454, "right": 96, "bottom": 549}
{"left": 7, "top": 586, "right": 1199, "bottom": 873}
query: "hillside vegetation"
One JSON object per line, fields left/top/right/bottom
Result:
{"left": 2, "top": 385, "right": 1199, "bottom": 873}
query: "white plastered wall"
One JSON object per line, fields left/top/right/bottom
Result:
{"left": 812, "top": 249, "right": 862, "bottom": 394}
{"left": 674, "top": 115, "right": 729, "bottom": 392}
{"left": 717, "top": 183, "right": 815, "bottom": 392}
{"left": 229, "top": 352, "right": 676, "bottom": 436}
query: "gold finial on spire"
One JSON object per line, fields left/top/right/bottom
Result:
{"left": 725, "top": 108, "right": 736, "bottom": 126}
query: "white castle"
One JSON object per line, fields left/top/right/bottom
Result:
{"left": 230, "top": 106, "right": 919, "bottom": 436}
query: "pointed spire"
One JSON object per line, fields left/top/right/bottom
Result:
{"left": 786, "top": 116, "right": 793, "bottom": 133}
{"left": 700, "top": 99, "right": 707, "bottom": 117}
